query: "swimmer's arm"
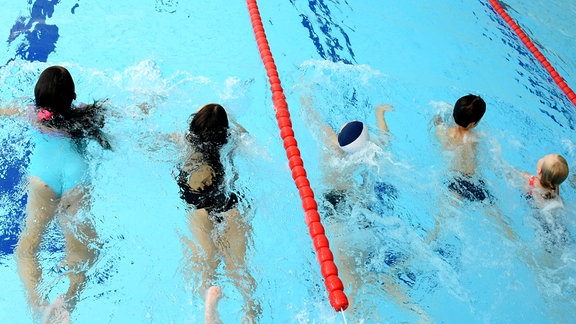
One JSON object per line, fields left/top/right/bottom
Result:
{"left": 432, "top": 114, "right": 444, "bottom": 127}
{"left": 230, "top": 118, "right": 248, "bottom": 134}
{"left": 495, "top": 158, "right": 528, "bottom": 189}
{"left": 520, "top": 171, "right": 531, "bottom": 181}
{"left": 170, "top": 132, "right": 183, "bottom": 142}
{"left": 0, "top": 102, "right": 24, "bottom": 117}
{"left": 518, "top": 171, "right": 535, "bottom": 190}
{"left": 434, "top": 124, "right": 449, "bottom": 149}
{"left": 300, "top": 95, "right": 340, "bottom": 149}
{"left": 324, "top": 124, "right": 340, "bottom": 150}
{"left": 163, "top": 132, "right": 185, "bottom": 147}
{"left": 375, "top": 104, "right": 392, "bottom": 133}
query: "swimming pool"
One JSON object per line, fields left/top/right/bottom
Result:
{"left": 1, "top": 0, "right": 575, "bottom": 322}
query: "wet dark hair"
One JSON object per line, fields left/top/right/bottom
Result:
{"left": 186, "top": 103, "right": 229, "bottom": 152}
{"left": 34, "top": 66, "right": 111, "bottom": 150}
{"left": 453, "top": 94, "right": 486, "bottom": 128}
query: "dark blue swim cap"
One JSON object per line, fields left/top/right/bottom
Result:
{"left": 337, "top": 121, "right": 369, "bottom": 153}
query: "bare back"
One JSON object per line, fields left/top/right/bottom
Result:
{"left": 436, "top": 125, "right": 479, "bottom": 175}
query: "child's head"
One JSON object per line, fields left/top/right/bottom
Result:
{"left": 33, "top": 66, "right": 111, "bottom": 149}
{"left": 537, "top": 154, "right": 569, "bottom": 192}
{"left": 188, "top": 103, "right": 229, "bottom": 147}
{"left": 453, "top": 94, "right": 486, "bottom": 128}
{"left": 34, "top": 66, "right": 76, "bottom": 114}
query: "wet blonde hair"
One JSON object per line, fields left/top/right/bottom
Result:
{"left": 540, "top": 154, "right": 569, "bottom": 198}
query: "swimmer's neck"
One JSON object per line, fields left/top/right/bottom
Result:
{"left": 449, "top": 125, "right": 473, "bottom": 140}
{"left": 457, "top": 125, "right": 473, "bottom": 134}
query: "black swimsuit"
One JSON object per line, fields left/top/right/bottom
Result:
{"left": 177, "top": 151, "right": 238, "bottom": 217}
{"left": 447, "top": 173, "right": 492, "bottom": 203}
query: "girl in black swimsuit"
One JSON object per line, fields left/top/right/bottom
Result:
{"left": 177, "top": 103, "right": 238, "bottom": 217}
{"left": 177, "top": 103, "right": 259, "bottom": 322}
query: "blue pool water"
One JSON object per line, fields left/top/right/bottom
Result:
{"left": 1, "top": 0, "right": 575, "bottom": 323}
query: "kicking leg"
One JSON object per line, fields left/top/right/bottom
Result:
{"left": 59, "top": 186, "right": 99, "bottom": 311}
{"left": 219, "top": 208, "right": 260, "bottom": 321}
{"left": 15, "top": 176, "right": 59, "bottom": 309}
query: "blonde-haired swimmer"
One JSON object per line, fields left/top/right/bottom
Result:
{"left": 524, "top": 154, "right": 569, "bottom": 202}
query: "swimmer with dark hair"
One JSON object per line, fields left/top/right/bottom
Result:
{"left": 2, "top": 66, "right": 110, "bottom": 321}
{"left": 176, "top": 103, "right": 259, "bottom": 323}
{"left": 433, "top": 95, "right": 489, "bottom": 204}
{"left": 430, "top": 94, "right": 517, "bottom": 240}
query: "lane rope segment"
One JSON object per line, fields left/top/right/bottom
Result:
{"left": 245, "top": 0, "right": 349, "bottom": 312}
{"left": 489, "top": 0, "right": 576, "bottom": 106}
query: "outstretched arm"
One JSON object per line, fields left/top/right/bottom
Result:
{"left": 300, "top": 96, "right": 339, "bottom": 150}
{"left": 229, "top": 118, "right": 248, "bottom": 134}
{"left": 0, "top": 103, "right": 23, "bottom": 116}
{"left": 375, "top": 104, "right": 393, "bottom": 133}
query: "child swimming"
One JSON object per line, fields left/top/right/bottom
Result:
{"left": 4, "top": 66, "right": 110, "bottom": 321}
{"left": 434, "top": 94, "right": 489, "bottom": 202}
{"left": 523, "top": 154, "right": 569, "bottom": 203}
{"left": 176, "top": 103, "right": 259, "bottom": 323}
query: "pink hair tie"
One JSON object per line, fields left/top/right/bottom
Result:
{"left": 37, "top": 108, "right": 54, "bottom": 121}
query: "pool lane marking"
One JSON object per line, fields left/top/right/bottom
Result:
{"left": 245, "top": 0, "right": 349, "bottom": 312}
{"left": 489, "top": 0, "right": 576, "bottom": 106}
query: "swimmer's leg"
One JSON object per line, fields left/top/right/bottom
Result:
{"left": 486, "top": 206, "right": 518, "bottom": 241}
{"left": 42, "top": 294, "right": 71, "bottom": 324}
{"left": 59, "top": 186, "right": 99, "bottom": 311}
{"left": 424, "top": 218, "right": 442, "bottom": 244}
{"left": 378, "top": 269, "right": 431, "bottom": 322}
{"left": 426, "top": 188, "right": 462, "bottom": 244}
{"left": 16, "top": 176, "right": 59, "bottom": 311}
{"left": 188, "top": 209, "right": 221, "bottom": 293}
{"left": 204, "top": 286, "right": 222, "bottom": 324}
{"left": 219, "top": 208, "right": 261, "bottom": 321}
{"left": 327, "top": 222, "right": 360, "bottom": 318}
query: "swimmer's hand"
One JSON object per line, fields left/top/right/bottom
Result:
{"left": 432, "top": 114, "right": 445, "bottom": 126}
{"left": 137, "top": 103, "right": 152, "bottom": 115}
{"left": 375, "top": 104, "right": 393, "bottom": 114}
{"left": 188, "top": 165, "right": 215, "bottom": 192}
{"left": 168, "top": 132, "right": 183, "bottom": 143}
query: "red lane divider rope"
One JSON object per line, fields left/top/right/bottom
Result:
{"left": 246, "top": 0, "right": 349, "bottom": 312}
{"left": 489, "top": 0, "right": 576, "bottom": 106}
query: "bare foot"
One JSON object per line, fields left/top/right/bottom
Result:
{"left": 205, "top": 286, "right": 223, "bottom": 324}
{"left": 42, "top": 295, "right": 70, "bottom": 324}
